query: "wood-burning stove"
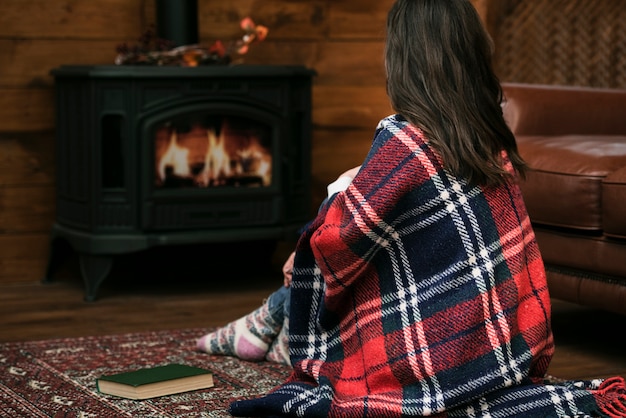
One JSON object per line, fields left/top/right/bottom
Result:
{"left": 46, "top": 64, "right": 315, "bottom": 300}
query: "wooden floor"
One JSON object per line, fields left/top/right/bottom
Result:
{"left": 1, "top": 240, "right": 624, "bottom": 382}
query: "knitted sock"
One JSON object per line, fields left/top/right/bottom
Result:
{"left": 265, "top": 317, "right": 290, "bottom": 365}
{"left": 196, "top": 301, "right": 282, "bottom": 361}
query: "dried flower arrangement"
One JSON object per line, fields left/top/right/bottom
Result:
{"left": 115, "top": 17, "right": 268, "bottom": 66}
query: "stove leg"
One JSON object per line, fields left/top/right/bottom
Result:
{"left": 79, "top": 254, "right": 113, "bottom": 302}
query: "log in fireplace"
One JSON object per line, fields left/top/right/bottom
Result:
{"left": 46, "top": 64, "right": 315, "bottom": 301}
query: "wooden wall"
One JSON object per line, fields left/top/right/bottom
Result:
{"left": 0, "top": 0, "right": 494, "bottom": 285}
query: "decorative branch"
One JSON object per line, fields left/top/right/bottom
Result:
{"left": 115, "top": 18, "right": 269, "bottom": 66}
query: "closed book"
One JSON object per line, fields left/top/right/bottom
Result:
{"left": 96, "top": 363, "right": 214, "bottom": 400}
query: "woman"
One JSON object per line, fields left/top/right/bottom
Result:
{"left": 203, "top": 0, "right": 626, "bottom": 416}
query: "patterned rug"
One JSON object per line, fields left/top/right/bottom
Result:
{"left": 0, "top": 328, "right": 291, "bottom": 417}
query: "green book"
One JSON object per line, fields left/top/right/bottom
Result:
{"left": 96, "top": 363, "right": 214, "bottom": 400}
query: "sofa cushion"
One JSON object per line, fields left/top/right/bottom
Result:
{"left": 534, "top": 227, "right": 626, "bottom": 278}
{"left": 502, "top": 83, "right": 626, "bottom": 136}
{"left": 517, "top": 134, "right": 626, "bottom": 231}
{"left": 603, "top": 166, "right": 626, "bottom": 238}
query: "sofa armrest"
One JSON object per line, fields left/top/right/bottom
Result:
{"left": 501, "top": 83, "right": 626, "bottom": 136}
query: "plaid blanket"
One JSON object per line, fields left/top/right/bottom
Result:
{"left": 231, "top": 115, "right": 626, "bottom": 417}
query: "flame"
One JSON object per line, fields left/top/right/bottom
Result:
{"left": 200, "top": 128, "right": 232, "bottom": 186}
{"left": 236, "top": 147, "right": 271, "bottom": 186}
{"left": 158, "top": 131, "right": 190, "bottom": 181}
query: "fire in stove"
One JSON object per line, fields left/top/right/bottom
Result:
{"left": 154, "top": 116, "right": 272, "bottom": 188}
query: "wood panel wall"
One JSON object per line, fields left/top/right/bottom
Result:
{"left": 0, "top": 0, "right": 491, "bottom": 285}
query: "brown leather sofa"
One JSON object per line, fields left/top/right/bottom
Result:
{"left": 502, "top": 82, "right": 626, "bottom": 316}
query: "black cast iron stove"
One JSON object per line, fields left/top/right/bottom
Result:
{"left": 46, "top": 64, "right": 314, "bottom": 300}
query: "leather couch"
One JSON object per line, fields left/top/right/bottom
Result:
{"left": 501, "top": 83, "right": 626, "bottom": 316}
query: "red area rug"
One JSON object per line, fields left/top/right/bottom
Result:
{"left": 0, "top": 328, "right": 291, "bottom": 417}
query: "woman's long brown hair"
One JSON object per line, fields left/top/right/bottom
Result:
{"left": 385, "top": 0, "right": 526, "bottom": 186}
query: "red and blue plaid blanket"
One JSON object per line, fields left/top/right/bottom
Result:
{"left": 231, "top": 115, "right": 626, "bottom": 417}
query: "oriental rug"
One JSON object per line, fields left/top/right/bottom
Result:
{"left": 0, "top": 328, "right": 291, "bottom": 417}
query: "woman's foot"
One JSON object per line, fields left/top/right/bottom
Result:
{"left": 196, "top": 301, "right": 282, "bottom": 361}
